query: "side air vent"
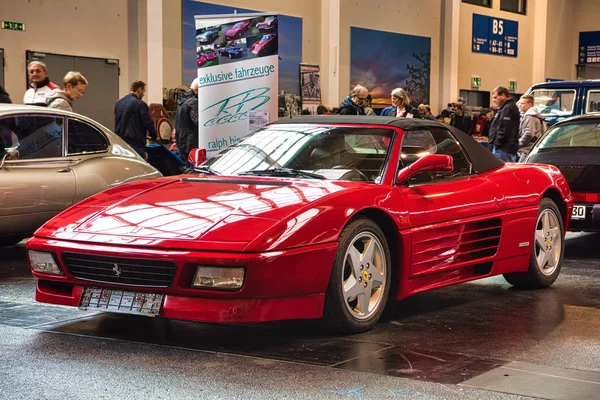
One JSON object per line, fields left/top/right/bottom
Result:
{"left": 411, "top": 218, "right": 502, "bottom": 277}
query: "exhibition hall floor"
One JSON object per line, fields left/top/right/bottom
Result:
{"left": 1, "top": 233, "right": 599, "bottom": 399}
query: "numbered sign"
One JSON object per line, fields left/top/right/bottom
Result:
{"left": 472, "top": 14, "right": 518, "bottom": 58}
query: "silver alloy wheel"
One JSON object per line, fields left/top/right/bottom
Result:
{"left": 534, "top": 208, "right": 562, "bottom": 276}
{"left": 342, "top": 231, "right": 386, "bottom": 320}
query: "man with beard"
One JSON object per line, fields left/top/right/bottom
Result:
{"left": 337, "top": 85, "right": 368, "bottom": 115}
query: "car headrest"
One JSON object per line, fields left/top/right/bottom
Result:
{"left": 310, "top": 147, "right": 330, "bottom": 168}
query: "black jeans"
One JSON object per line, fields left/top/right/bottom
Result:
{"left": 128, "top": 143, "right": 147, "bottom": 160}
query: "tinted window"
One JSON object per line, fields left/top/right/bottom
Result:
{"left": 400, "top": 129, "right": 472, "bottom": 184}
{"left": 501, "top": 0, "right": 526, "bottom": 14}
{"left": 67, "top": 119, "right": 108, "bottom": 154}
{"left": 0, "top": 115, "right": 63, "bottom": 160}
{"left": 462, "top": 0, "right": 492, "bottom": 6}
{"left": 534, "top": 121, "right": 600, "bottom": 149}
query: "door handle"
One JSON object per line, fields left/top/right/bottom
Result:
{"left": 57, "top": 168, "right": 71, "bottom": 173}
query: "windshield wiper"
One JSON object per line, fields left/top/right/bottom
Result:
{"left": 190, "top": 165, "right": 220, "bottom": 175}
{"left": 238, "top": 167, "right": 326, "bottom": 179}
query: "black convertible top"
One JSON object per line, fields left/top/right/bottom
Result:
{"left": 270, "top": 116, "right": 505, "bottom": 174}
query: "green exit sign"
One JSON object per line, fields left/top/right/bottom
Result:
{"left": 1, "top": 21, "right": 26, "bottom": 31}
{"left": 509, "top": 80, "right": 517, "bottom": 92}
{"left": 471, "top": 77, "right": 481, "bottom": 89}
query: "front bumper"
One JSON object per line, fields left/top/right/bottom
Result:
{"left": 28, "top": 237, "right": 338, "bottom": 323}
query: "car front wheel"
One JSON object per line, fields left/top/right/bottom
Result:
{"left": 321, "top": 218, "right": 391, "bottom": 333}
{"left": 503, "top": 198, "right": 564, "bottom": 289}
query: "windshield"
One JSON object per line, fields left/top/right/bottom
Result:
{"left": 533, "top": 120, "right": 600, "bottom": 150}
{"left": 529, "top": 89, "right": 575, "bottom": 117}
{"left": 199, "top": 125, "right": 394, "bottom": 182}
{"left": 233, "top": 23, "right": 244, "bottom": 29}
{"left": 262, "top": 35, "right": 271, "bottom": 41}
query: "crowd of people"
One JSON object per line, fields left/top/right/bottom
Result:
{"left": 311, "top": 84, "right": 545, "bottom": 162}
{"left": 1, "top": 62, "right": 545, "bottom": 165}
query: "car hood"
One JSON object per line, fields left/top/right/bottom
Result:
{"left": 35, "top": 176, "right": 350, "bottom": 250}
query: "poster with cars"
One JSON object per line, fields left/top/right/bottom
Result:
{"left": 299, "top": 64, "right": 321, "bottom": 114}
{"left": 195, "top": 13, "right": 278, "bottom": 155}
{"left": 183, "top": 1, "right": 301, "bottom": 96}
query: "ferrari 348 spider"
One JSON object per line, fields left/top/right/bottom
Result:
{"left": 27, "top": 117, "right": 572, "bottom": 333}
{"left": 224, "top": 20, "right": 250, "bottom": 40}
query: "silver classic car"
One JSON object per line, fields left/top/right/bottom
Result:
{"left": 196, "top": 27, "right": 220, "bottom": 44}
{"left": 0, "top": 104, "right": 162, "bottom": 246}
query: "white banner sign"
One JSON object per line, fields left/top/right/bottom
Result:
{"left": 195, "top": 13, "right": 279, "bottom": 155}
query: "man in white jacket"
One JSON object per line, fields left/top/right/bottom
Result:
{"left": 23, "top": 61, "right": 59, "bottom": 106}
{"left": 517, "top": 94, "right": 544, "bottom": 162}
{"left": 45, "top": 71, "right": 88, "bottom": 112}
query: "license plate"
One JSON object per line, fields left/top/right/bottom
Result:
{"left": 572, "top": 204, "right": 586, "bottom": 220}
{"left": 79, "top": 287, "right": 163, "bottom": 317}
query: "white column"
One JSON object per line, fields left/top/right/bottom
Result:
{"left": 321, "top": 0, "right": 340, "bottom": 107}
{"left": 440, "top": 0, "right": 460, "bottom": 111}
{"left": 146, "top": 0, "right": 163, "bottom": 104}
{"left": 532, "top": 0, "right": 548, "bottom": 85}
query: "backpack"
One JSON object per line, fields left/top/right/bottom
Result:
{"left": 472, "top": 115, "right": 485, "bottom": 136}
{"left": 538, "top": 116, "right": 549, "bottom": 133}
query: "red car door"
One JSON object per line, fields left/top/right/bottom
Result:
{"left": 396, "top": 128, "right": 505, "bottom": 278}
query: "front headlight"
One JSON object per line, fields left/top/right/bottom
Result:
{"left": 28, "top": 250, "right": 63, "bottom": 275}
{"left": 191, "top": 266, "right": 245, "bottom": 290}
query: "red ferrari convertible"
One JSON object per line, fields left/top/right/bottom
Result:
{"left": 224, "top": 20, "right": 250, "bottom": 40}
{"left": 27, "top": 117, "right": 572, "bottom": 333}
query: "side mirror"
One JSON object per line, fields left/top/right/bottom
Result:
{"left": 188, "top": 148, "right": 207, "bottom": 168}
{"left": 396, "top": 154, "right": 453, "bottom": 184}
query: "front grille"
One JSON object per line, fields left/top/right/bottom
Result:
{"left": 62, "top": 252, "right": 176, "bottom": 287}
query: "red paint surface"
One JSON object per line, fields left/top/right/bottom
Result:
{"left": 28, "top": 123, "right": 573, "bottom": 324}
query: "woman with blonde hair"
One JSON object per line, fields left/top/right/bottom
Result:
{"left": 380, "top": 88, "right": 420, "bottom": 118}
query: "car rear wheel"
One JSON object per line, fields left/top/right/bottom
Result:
{"left": 503, "top": 198, "right": 564, "bottom": 289}
{"left": 321, "top": 218, "right": 391, "bottom": 333}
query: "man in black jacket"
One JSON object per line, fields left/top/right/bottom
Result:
{"left": 176, "top": 78, "right": 199, "bottom": 166}
{"left": 114, "top": 80, "right": 158, "bottom": 160}
{"left": 489, "top": 86, "right": 520, "bottom": 162}
{"left": 451, "top": 104, "right": 472, "bottom": 135}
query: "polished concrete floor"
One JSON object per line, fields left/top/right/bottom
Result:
{"left": 1, "top": 233, "right": 599, "bottom": 399}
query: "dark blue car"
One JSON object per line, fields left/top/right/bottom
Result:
{"left": 524, "top": 80, "right": 600, "bottom": 125}
{"left": 219, "top": 46, "right": 244, "bottom": 59}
